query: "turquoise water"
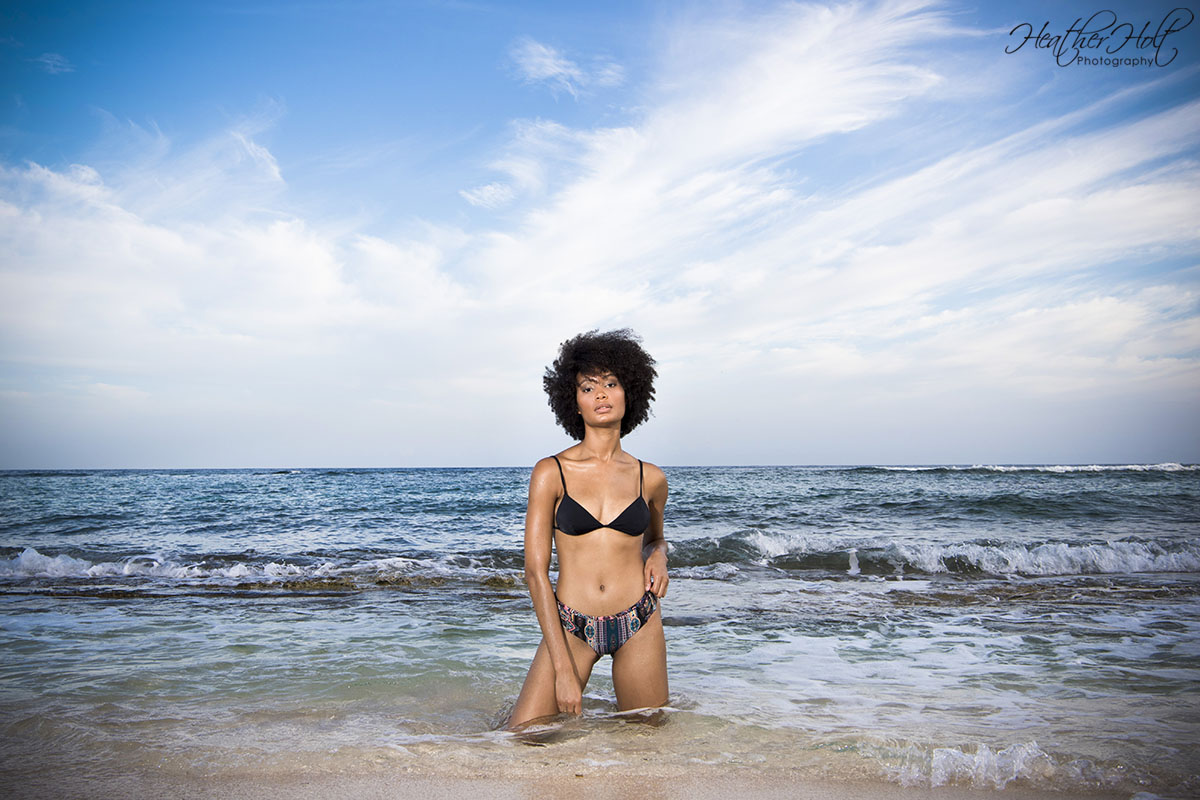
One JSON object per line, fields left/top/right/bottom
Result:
{"left": 1, "top": 465, "right": 1198, "bottom": 795}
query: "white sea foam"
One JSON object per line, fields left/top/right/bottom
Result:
{"left": 744, "top": 530, "right": 794, "bottom": 559}
{"left": 875, "top": 463, "right": 1197, "bottom": 472}
{"left": 735, "top": 532, "right": 1200, "bottom": 577}
{"left": 0, "top": 548, "right": 94, "bottom": 577}
{"left": 0, "top": 547, "right": 330, "bottom": 580}
{"left": 674, "top": 563, "right": 740, "bottom": 580}
{"left": 889, "top": 741, "right": 1057, "bottom": 789}
{"left": 744, "top": 530, "right": 853, "bottom": 560}
{"left": 0, "top": 546, "right": 499, "bottom": 586}
{"left": 971, "top": 463, "right": 1197, "bottom": 473}
{"left": 886, "top": 540, "right": 1200, "bottom": 576}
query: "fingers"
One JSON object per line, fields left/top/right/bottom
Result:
{"left": 645, "top": 565, "right": 669, "bottom": 597}
{"left": 556, "top": 677, "right": 583, "bottom": 715}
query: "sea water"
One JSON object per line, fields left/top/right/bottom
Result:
{"left": 1, "top": 465, "right": 1197, "bottom": 795}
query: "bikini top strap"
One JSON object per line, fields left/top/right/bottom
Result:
{"left": 638, "top": 459, "right": 644, "bottom": 496}
{"left": 551, "top": 455, "right": 567, "bottom": 491}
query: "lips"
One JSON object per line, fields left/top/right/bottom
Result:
{"left": 595, "top": 404, "right": 612, "bottom": 413}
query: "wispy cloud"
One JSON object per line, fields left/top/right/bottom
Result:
{"left": 83, "top": 104, "right": 288, "bottom": 222}
{"left": 31, "top": 52, "right": 74, "bottom": 74}
{"left": 2, "top": 0, "right": 1197, "bottom": 466}
{"left": 466, "top": 0, "right": 1197, "bottom": 458}
{"left": 509, "top": 37, "right": 623, "bottom": 99}
{"left": 231, "top": 130, "right": 283, "bottom": 183}
{"left": 459, "top": 181, "right": 515, "bottom": 209}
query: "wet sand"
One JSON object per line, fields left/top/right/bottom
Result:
{"left": 6, "top": 766, "right": 1130, "bottom": 800}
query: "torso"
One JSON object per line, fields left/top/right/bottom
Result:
{"left": 551, "top": 453, "right": 648, "bottom": 615}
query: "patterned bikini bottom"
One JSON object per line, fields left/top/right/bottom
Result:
{"left": 557, "top": 590, "right": 659, "bottom": 657}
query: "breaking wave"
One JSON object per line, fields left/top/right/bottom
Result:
{"left": 0, "top": 546, "right": 524, "bottom": 592}
{"left": 671, "top": 532, "right": 1200, "bottom": 577}
{"left": 858, "top": 463, "right": 1197, "bottom": 474}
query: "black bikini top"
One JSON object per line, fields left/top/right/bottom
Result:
{"left": 552, "top": 455, "right": 650, "bottom": 536}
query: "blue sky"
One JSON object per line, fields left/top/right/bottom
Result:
{"left": 1, "top": 0, "right": 1197, "bottom": 467}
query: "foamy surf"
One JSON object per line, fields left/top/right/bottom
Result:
{"left": 2, "top": 465, "right": 1197, "bottom": 796}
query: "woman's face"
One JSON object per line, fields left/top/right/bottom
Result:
{"left": 576, "top": 371, "right": 626, "bottom": 429}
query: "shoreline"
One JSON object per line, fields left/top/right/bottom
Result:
{"left": 5, "top": 766, "right": 1133, "bottom": 800}
{"left": 4, "top": 465, "right": 1194, "bottom": 800}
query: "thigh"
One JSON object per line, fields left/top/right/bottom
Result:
{"left": 611, "top": 607, "right": 668, "bottom": 712}
{"left": 507, "top": 630, "right": 599, "bottom": 729}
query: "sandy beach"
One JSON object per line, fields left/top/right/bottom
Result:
{"left": 8, "top": 766, "right": 1132, "bottom": 800}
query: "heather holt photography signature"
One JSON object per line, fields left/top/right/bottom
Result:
{"left": 1005, "top": 7, "right": 1194, "bottom": 67}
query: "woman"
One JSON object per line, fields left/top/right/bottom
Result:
{"left": 507, "top": 329, "right": 670, "bottom": 728}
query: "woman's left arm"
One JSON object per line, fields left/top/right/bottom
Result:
{"left": 642, "top": 463, "right": 669, "bottom": 598}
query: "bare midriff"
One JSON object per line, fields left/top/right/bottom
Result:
{"left": 554, "top": 529, "right": 646, "bottom": 615}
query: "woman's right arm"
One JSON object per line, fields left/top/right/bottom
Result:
{"left": 524, "top": 457, "right": 583, "bottom": 714}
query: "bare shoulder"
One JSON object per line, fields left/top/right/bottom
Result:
{"left": 529, "top": 456, "right": 563, "bottom": 491}
{"left": 637, "top": 459, "right": 667, "bottom": 493}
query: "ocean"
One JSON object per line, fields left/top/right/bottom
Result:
{"left": 1, "top": 464, "right": 1197, "bottom": 796}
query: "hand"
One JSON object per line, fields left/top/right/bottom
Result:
{"left": 644, "top": 549, "right": 669, "bottom": 598}
{"left": 555, "top": 671, "right": 583, "bottom": 715}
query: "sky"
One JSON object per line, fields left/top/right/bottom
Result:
{"left": 1, "top": 0, "right": 1198, "bottom": 468}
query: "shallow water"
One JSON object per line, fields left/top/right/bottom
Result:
{"left": 1, "top": 465, "right": 1198, "bottom": 795}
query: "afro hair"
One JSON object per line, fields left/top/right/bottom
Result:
{"left": 543, "top": 329, "right": 657, "bottom": 440}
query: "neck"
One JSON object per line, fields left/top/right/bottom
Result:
{"left": 579, "top": 426, "right": 623, "bottom": 461}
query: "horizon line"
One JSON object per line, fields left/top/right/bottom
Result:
{"left": 1, "top": 462, "right": 1196, "bottom": 472}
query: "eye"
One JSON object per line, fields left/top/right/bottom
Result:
{"left": 581, "top": 386, "right": 592, "bottom": 393}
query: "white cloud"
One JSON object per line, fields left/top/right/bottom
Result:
{"left": 467, "top": 1, "right": 1197, "bottom": 460}
{"left": 509, "top": 37, "right": 623, "bottom": 99}
{"left": 83, "top": 103, "right": 288, "bottom": 222}
{"left": 459, "top": 182, "right": 515, "bottom": 209}
{"left": 85, "top": 382, "right": 151, "bottom": 403}
{"left": 32, "top": 52, "right": 73, "bottom": 74}
{"left": 2, "top": 0, "right": 1197, "bottom": 466}
{"left": 231, "top": 131, "right": 283, "bottom": 183}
